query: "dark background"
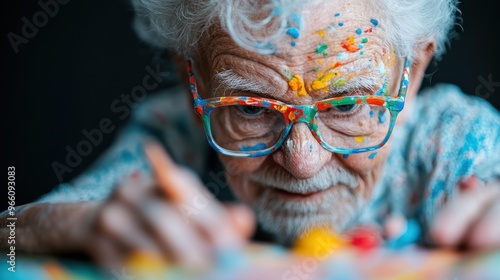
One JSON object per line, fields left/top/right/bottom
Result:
{"left": 2, "top": 0, "right": 500, "bottom": 208}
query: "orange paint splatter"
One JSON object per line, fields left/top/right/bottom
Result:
{"left": 332, "top": 61, "right": 342, "bottom": 68}
{"left": 288, "top": 111, "right": 296, "bottom": 121}
{"left": 341, "top": 35, "right": 360, "bottom": 52}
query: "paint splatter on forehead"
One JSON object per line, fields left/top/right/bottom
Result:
{"left": 202, "top": 0, "right": 399, "bottom": 103}
{"left": 262, "top": 2, "right": 396, "bottom": 99}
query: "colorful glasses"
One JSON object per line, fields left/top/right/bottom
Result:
{"left": 188, "top": 59, "right": 410, "bottom": 157}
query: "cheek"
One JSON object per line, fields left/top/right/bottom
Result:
{"left": 339, "top": 141, "right": 391, "bottom": 175}
{"left": 218, "top": 155, "right": 268, "bottom": 203}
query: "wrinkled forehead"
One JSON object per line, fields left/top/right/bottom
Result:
{"left": 198, "top": 0, "right": 400, "bottom": 101}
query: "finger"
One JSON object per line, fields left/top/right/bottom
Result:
{"left": 145, "top": 141, "right": 248, "bottom": 249}
{"left": 97, "top": 202, "right": 162, "bottom": 256}
{"left": 224, "top": 203, "right": 256, "bottom": 240}
{"left": 112, "top": 171, "right": 156, "bottom": 208}
{"left": 138, "top": 197, "right": 211, "bottom": 267}
{"left": 466, "top": 198, "right": 500, "bottom": 249}
{"left": 144, "top": 141, "right": 183, "bottom": 202}
{"left": 431, "top": 186, "right": 500, "bottom": 247}
{"left": 89, "top": 235, "right": 125, "bottom": 271}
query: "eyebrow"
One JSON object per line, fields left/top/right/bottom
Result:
{"left": 213, "top": 69, "right": 272, "bottom": 97}
{"left": 323, "top": 72, "right": 387, "bottom": 98}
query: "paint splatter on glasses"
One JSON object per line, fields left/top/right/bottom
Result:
{"left": 187, "top": 59, "right": 410, "bottom": 157}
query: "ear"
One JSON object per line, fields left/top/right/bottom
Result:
{"left": 396, "top": 40, "right": 435, "bottom": 125}
{"left": 172, "top": 53, "right": 204, "bottom": 127}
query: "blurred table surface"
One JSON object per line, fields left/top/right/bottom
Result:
{"left": 2, "top": 243, "right": 500, "bottom": 280}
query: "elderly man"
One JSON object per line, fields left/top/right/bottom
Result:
{"left": 2, "top": 0, "right": 499, "bottom": 269}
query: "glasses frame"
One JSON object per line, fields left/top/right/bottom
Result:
{"left": 187, "top": 58, "right": 410, "bottom": 157}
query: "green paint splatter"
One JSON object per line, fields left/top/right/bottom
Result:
{"left": 362, "top": 38, "right": 368, "bottom": 43}
{"left": 316, "top": 44, "right": 328, "bottom": 54}
{"left": 322, "top": 52, "right": 328, "bottom": 57}
{"left": 360, "top": 51, "right": 364, "bottom": 55}
{"left": 284, "top": 69, "right": 292, "bottom": 80}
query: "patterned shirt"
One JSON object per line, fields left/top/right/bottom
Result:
{"left": 37, "top": 83, "right": 500, "bottom": 242}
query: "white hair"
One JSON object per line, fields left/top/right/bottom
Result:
{"left": 131, "top": 0, "right": 458, "bottom": 60}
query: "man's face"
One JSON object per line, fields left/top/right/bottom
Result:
{"left": 195, "top": 0, "right": 403, "bottom": 240}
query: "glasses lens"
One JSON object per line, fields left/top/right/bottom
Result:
{"left": 317, "top": 104, "right": 391, "bottom": 149}
{"left": 209, "top": 105, "right": 286, "bottom": 152}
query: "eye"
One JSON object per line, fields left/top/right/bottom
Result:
{"left": 334, "top": 104, "right": 357, "bottom": 112}
{"left": 236, "top": 106, "right": 265, "bottom": 116}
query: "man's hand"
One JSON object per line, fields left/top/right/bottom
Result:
{"left": 431, "top": 176, "right": 500, "bottom": 249}
{"left": 0, "top": 142, "right": 255, "bottom": 271}
{"left": 85, "top": 142, "right": 255, "bottom": 269}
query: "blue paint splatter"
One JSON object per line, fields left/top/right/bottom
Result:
{"left": 291, "top": 41, "right": 296, "bottom": 47}
{"left": 358, "top": 44, "right": 364, "bottom": 49}
{"left": 343, "top": 154, "right": 349, "bottom": 158}
{"left": 338, "top": 22, "right": 344, "bottom": 27}
{"left": 369, "top": 110, "right": 374, "bottom": 118}
{"left": 261, "top": 100, "right": 270, "bottom": 107}
{"left": 334, "top": 13, "right": 340, "bottom": 17}
{"left": 309, "top": 144, "right": 313, "bottom": 152}
{"left": 286, "top": 27, "right": 300, "bottom": 39}
{"left": 356, "top": 28, "right": 362, "bottom": 35}
{"left": 370, "top": 19, "right": 379, "bottom": 26}
{"left": 337, "top": 52, "right": 348, "bottom": 60}
{"left": 368, "top": 152, "right": 378, "bottom": 159}
{"left": 240, "top": 142, "right": 266, "bottom": 152}
{"left": 378, "top": 110, "right": 387, "bottom": 124}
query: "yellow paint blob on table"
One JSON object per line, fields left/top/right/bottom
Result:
{"left": 288, "top": 74, "right": 308, "bottom": 96}
{"left": 43, "top": 261, "right": 71, "bottom": 280}
{"left": 293, "top": 226, "right": 348, "bottom": 257}
{"left": 354, "top": 136, "right": 365, "bottom": 143}
{"left": 126, "top": 251, "right": 169, "bottom": 278}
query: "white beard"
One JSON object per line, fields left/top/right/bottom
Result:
{"left": 248, "top": 165, "right": 366, "bottom": 242}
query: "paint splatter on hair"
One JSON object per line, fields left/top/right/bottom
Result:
{"left": 309, "top": 144, "right": 313, "bottom": 152}
{"left": 334, "top": 13, "right": 340, "bottom": 17}
{"left": 338, "top": 22, "right": 344, "bottom": 27}
{"left": 362, "top": 38, "right": 368, "bottom": 43}
{"left": 364, "top": 28, "right": 373, "bottom": 33}
{"left": 291, "top": 41, "right": 296, "bottom": 47}
{"left": 343, "top": 154, "right": 349, "bottom": 158}
{"left": 356, "top": 28, "right": 362, "bottom": 35}
{"left": 368, "top": 152, "right": 378, "bottom": 159}
{"left": 369, "top": 110, "right": 374, "bottom": 118}
{"left": 288, "top": 74, "right": 307, "bottom": 96}
{"left": 370, "top": 19, "right": 379, "bottom": 26}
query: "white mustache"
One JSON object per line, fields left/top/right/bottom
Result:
{"left": 249, "top": 165, "right": 359, "bottom": 194}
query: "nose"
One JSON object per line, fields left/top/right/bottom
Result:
{"left": 272, "top": 123, "right": 332, "bottom": 179}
